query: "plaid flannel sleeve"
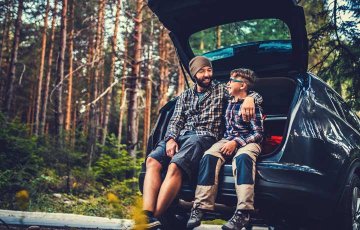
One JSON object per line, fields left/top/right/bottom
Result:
{"left": 244, "top": 105, "right": 264, "bottom": 144}
{"left": 248, "top": 91, "right": 263, "bottom": 105}
{"left": 233, "top": 136, "right": 247, "bottom": 147}
{"left": 164, "top": 94, "right": 186, "bottom": 141}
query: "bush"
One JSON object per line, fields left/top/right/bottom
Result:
{"left": 94, "top": 134, "right": 141, "bottom": 185}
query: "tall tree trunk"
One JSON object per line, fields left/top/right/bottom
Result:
{"left": 98, "top": 4, "right": 106, "bottom": 136}
{"left": 88, "top": 0, "right": 106, "bottom": 169}
{"left": 216, "top": 26, "right": 221, "bottom": 49}
{"left": 54, "top": 0, "right": 68, "bottom": 142}
{"left": 101, "top": 0, "right": 121, "bottom": 145}
{"left": 127, "top": 0, "right": 143, "bottom": 157}
{"left": 3, "top": 0, "right": 23, "bottom": 114}
{"left": 40, "top": 0, "right": 58, "bottom": 136}
{"left": 0, "top": 0, "right": 11, "bottom": 75}
{"left": 34, "top": 0, "right": 50, "bottom": 136}
{"left": 200, "top": 31, "right": 204, "bottom": 51}
{"left": 118, "top": 37, "right": 128, "bottom": 144}
{"left": 177, "top": 65, "right": 185, "bottom": 96}
{"left": 27, "top": 83, "right": 35, "bottom": 133}
{"left": 158, "top": 27, "right": 169, "bottom": 110}
{"left": 83, "top": 33, "right": 94, "bottom": 136}
{"left": 65, "top": 0, "right": 75, "bottom": 134}
{"left": 143, "top": 19, "right": 154, "bottom": 153}
{"left": 0, "top": 0, "right": 11, "bottom": 106}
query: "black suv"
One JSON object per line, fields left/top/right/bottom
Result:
{"left": 139, "top": 0, "right": 360, "bottom": 229}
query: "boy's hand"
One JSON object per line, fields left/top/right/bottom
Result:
{"left": 220, "top": 140, "right": 238, "bottom": 156}
{"left": 166, "top": 138, "right": 179, "bottom": 158}
{"left": 241, "top": 96, "right": 255, "bottom": 122}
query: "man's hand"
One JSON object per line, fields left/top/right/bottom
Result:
{"left": 241, "top": 96, "right": 255, "bottom": 122}
{"left": 220, "top": 140, "right": 238, "bottom": 156}
{"left": 166, "top": 138, "right": 179, "bottom": 158}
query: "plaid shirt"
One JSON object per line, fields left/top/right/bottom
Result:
{"left": 164, "top": 82, "right": 263, "bottom": 141}
{"left": 224, "top": 98, "right": 264, "bottom": 147}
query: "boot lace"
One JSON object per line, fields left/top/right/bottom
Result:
{"left": 191, "top": 204, "right": 201, "bottom": 219}
{"left": 229, "top": 210, "right": 248, "bottom": 225}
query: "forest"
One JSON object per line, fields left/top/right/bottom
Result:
{"left": 0, "top": 0, "right": 359, "bottom": 219}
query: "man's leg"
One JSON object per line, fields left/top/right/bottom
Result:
{"left": 140, "top": 140, "right": 168, "bottom": 228}
{"left": 154, "top": 134, "right": 215, "bottom": 217}
{"left": 154, "top": 162, "right": 182, "bottom": 217}
{"left": 143, "top": 157, "right": 163, "bottom": 212}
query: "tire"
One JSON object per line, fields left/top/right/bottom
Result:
{"left": 336, "top": 173, "right": 360, "bottom": 230}
{"left": 158, "top": 209, "right": 188, "bottom": 230}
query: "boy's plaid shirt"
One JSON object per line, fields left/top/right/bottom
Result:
{"left": 164, "top": 82, "right": 263, "bottom": 141}
{"left": 224, "top": 99, "right": 264, "bottom": 147}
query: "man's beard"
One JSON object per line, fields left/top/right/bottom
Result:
{"left": 195, "top": 77, "right": 212, "bottom": 89}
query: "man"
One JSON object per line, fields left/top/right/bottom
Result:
{"left": 141, "top": 56, "right": 262, "bottom": 229}
{"left": 187, "top": 68, "right": 263, "bottom": 230}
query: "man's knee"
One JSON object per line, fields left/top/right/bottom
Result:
{"left": 166, "top": 163, "right": 182, "bottom": 177}
{"left": 146, "top": 157, "right": 162, "bottom": 171}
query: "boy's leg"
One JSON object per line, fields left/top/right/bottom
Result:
{"left": 222, "top": 143, "right": 261, "bottom": 230}
{"left": 231, "top": 143, "right": 261, "bottom": 211}
{"left": 187, "top": 139, "right": 227, "bottom": 229}
{"left": 193, "top": 139, "right": 227, "bottom": 210}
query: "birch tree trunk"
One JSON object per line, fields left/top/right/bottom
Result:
{"left": 34, "top": 0, "right": 50, "bottom": 136}
{"left": 3, "top": 0, "right": 23, "bottom": 114}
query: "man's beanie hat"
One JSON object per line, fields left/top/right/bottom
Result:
{"left": 189, "top": 56, "right": 212, "bottom": 77}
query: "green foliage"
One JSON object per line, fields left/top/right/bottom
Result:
{"left": 0, "top": 113, "right": 44, "bottom": 209}
{"left": 0, "top": 113, "right": 141, "bottom": 217}
{"left": 190, "top": 19, "right": 290, "bottom": 55}
{"left": 94, "top": 134, "right": 141, "bottom": 185}
{"left": 302, "top": 0, "right": 360, "bottom": 111}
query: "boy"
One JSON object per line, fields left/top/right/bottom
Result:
{"left": 187, "top": 68, "right": 264, "bottom": 230}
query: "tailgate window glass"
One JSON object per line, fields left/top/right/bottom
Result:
{"left": 189, "top": 19, "right": 291, "bottom": 60}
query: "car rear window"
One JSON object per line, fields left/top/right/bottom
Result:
{"left": 189, "top": 18, "right": 292, "bottom": 60}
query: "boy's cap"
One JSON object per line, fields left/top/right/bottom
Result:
{"left": 189, "top": 56, "right": 212, "bottom": 77}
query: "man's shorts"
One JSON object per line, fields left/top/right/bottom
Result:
{"left": 147, "top": 133, "right": 216, "bottom": 180}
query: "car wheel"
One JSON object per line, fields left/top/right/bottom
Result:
{"left": 338, "top": 174, "right": 360, "bottom": 230}
{"left": 158, "top": 209, "right": 188, "bottom": 230}
{"left": 351, "top": 175, "right": 360, "bottom": 230}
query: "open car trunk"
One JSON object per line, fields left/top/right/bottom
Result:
{"left": 176, "top": 76, "right": 299, "bottom": 205}
{"left": 145, "top": 76, "right": 298, "bottom": 156}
